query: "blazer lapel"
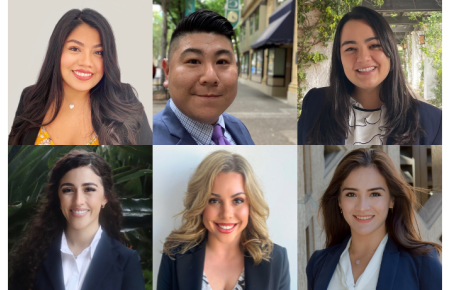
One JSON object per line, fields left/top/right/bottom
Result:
{"left": 315, "top": 236, "right": 350, "bottom": 290}
{"left": 376, "top": 237, "right": 399, "bottom": 290}
{"left": 43, "top": 237, "right": 65, "bottom": 290}
{"left": 244, "top": 255, "right": 271, "bottom": 290}
{"left": 223, "top": 115, "right": 249, "bottom": 145}
{"left": 161, "top": 101, "right": 197, "bottom": 145}
{"left": 81, "top": 232, "right": 118, "bottom": 290}
{"left": 176, "top": 239, "right": 206, "bottom": 290}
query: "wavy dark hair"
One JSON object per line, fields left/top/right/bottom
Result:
{"left": 9, "top": 150, "right": 123, "bottom": 289}
{"left": 319, "top": 148, "right": 441, "bottom": 256}
{"left": 8, "top": 8, "right": 143, "bottom": 145}
{"left": 307, "top": 6, "right": 424, "bottom": 144}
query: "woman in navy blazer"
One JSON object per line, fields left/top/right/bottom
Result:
{"left": 9, "top": 150, "right": 145, "bottom": 290}
{"left": 297, "top": 6, "right": 442, "bottom": 145}
{"left": 306, "top": 148, "right": 442, "bottom": 290}
{"left": 157, "top": 151, "right": 290, "bottom": 290}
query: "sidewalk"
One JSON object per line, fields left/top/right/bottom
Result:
{"left": 153, "top": 83, "right": 297, "bottom": 145}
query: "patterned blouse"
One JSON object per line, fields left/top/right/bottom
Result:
{"left": 202, "top": 269, "right": 245, "bottom": 290}
{"left": 35, "top": 126, "right": 99, "bottom": 145}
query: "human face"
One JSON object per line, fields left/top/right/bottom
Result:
{"left": 58, "top": 167, "right": 107, "bottom": 232}
{"left": 163, "top": 33, "right": 238, "bottom": 125}
{"left": 340, "top": 20, "right": 390, "bottom": 92}
{"left": 339, "top": 166, "right": 393, "bottom": 238}
{"left": 203, "top": 172, "right": 249, "bottom": 245}
{"left": 60, "top": 23, "right": 104, "bottom": 95}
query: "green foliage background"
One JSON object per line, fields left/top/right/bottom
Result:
{"left": 8, "top": 145, "right": 153, "bottom": 289}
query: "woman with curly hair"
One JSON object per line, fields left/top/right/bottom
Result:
{"left": 9, "top": 150, "right": 145, "bottom": 289}
{"left": 306, "top": 148, "right": 441, "bottom": 290}
{"left": 157, "top": 150, "right": 290, "bottom": 290}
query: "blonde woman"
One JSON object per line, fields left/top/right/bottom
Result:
{"left": 157, "top": 150, "right": 290, "bottom": 290}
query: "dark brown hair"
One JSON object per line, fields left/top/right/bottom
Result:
{"left": 320, "top": 148, "right": 441, "bottom": 255}
{"left": 9, "top": 150, "right": 123, "bottom": 289}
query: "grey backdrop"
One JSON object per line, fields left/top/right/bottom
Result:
{"left": 8, "top": 0, "right": 153, "bottom": 130}
{"left": 153, "top": 145, "right": 298, "bottom": 290}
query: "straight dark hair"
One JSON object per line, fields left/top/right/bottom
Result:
{"left": 319, "top": 148, "right": 441, "bottom": 256}
{"left": 307, "top": 6, "right": 423, "bottom": 144}
{"left": 8, "top": 8, "right": 143, "bottom": 145}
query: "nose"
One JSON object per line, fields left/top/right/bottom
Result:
{"left": 74, "top": 191, "right": 86, "bottom": 206}
{"left": 357, "top": 46, "right": 372, "bottom": 63}
{"left": 78, "top": 50, "right": 93, "bottom": 67}
{"left": 199, "top": 62, "right": 219, "bottom": 85}
{"left": 356, "top": 196, "right": 371, "bottom": 212}
{"left": 219, "top": 202, "right": 234, "bottom": 219}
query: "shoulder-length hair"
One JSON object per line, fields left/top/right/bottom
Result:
{"left": 163, "top": 150, "right": 273, "bottom": 265}
{"left": 320, "top": 148, "right": 441, "bottom": 255}
{"left": 8, "top": 8, "right": 143, "bottom": 145}
{"left": 9, "top": 150, "right": 123, "bottom": 289}
{"left": 308, "top": 6, "right": 423, "bottom": 145}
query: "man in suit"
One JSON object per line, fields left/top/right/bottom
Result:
{"left": 153, "top": 10, "right": 255, "bottom": 145}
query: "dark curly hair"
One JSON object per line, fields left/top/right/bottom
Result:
{"left": 9, "top": 150, "right": 123, "bottom": 289}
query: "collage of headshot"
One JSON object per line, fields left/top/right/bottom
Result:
{"left": 6, "top": 0, "right": 444, "bottom": 289}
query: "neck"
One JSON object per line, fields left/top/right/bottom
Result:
{"left": 350, "top": 226, "right": 387, "bottom": 255}
{"left": 352, "top": 86, "right": 382, "bottom": 110}
{"left": 62, "top": 83, "right": 91, "bottom": 105}
{"left": 65, "top": 222, "right": 100, "bottom": 251}
{"left": 206, "top": 235, "right": 242, "bottom": 260}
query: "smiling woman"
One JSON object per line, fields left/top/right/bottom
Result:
{"left": 8, "top": 8, "right": 152, "bottom": 145}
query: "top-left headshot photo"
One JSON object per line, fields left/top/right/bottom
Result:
{"left": 8, "top": 0, "right": 153, "bottom": 145}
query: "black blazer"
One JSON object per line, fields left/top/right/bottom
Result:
{"left": 157, "top": 238, "right": 290, "bottom": 290}
{"left": 306, "top": 235, "right": 442, "bottom": 290}
{"left": 297, "top": 87, "right": 442, "bottom": 145}
{"left": 35, "top": 231, "right": 145, "bottom": 290}
{"left": 10, "top": 85, "right": 152, "bottom": 145}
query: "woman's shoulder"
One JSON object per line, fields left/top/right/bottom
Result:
{"left": 417, "top": 100, "right": 442, "bottom": 120}
{"left": 302, "top": 87, "right": 328, "bottom": 105}
{"left": 106, "top": 234, "right": 140, "bottom": 261}
{"left": 271, "top": 243, "right": 288, "bottom": 257}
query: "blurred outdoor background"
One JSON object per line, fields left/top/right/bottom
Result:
{"left": 8, "top": 145, "right": 153, "bottom": 289}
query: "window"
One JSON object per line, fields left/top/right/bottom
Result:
{"left": 255, "top": 10, "right": 259, "bottom": 32}
{"left": 251, "top": 50, "right": 263, "bottom": 76}
{"left": 250, "top": 15, "right": 254, "bottom": 34}
{"left": 241, "top": 53, "right": 249, "bottom": 74}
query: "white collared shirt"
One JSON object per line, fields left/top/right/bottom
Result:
{"left": 327, "top": 234, "right": 388, "bottom": 290}
{"left": 60, "top": 226, "right": 103, "bottom": 290}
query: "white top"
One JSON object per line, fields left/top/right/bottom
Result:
{"left": 327, "top": 234, "right": 388, "bottom": 290}
{"left": 202, "top": 268, "right": 245, "bottom": 290}
{"left": 346, "top": 98, "right": 387, "bottom": 145}
{"left": 60, "top": 226, "right": 103, "bottom": 290}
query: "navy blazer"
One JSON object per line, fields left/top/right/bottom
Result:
{"left": 157, "top": 238, "right": 290, "bottom": 290}
{"left": 306, "top": 236, "right": 442, "bottom": 290}
{"left": 297, "top": 87, "right": 442, "bottom": 145}
{"left": 10, "top": 85, "right": 152, "bottom": 145}
{"left": 35, "top": 232, "right": 145, "bottom": 290}
{"left": 153, "top": 101, "right": 255, "bottom": 145}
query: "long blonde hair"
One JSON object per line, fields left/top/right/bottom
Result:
{"left": 163, "top": 150, "right": 273, "bottom": 264}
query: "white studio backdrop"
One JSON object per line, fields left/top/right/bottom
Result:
{"left": 153, "top": 145, "right": 298, "bottom": 290}
{"left": 8, "top": 0, "right": 153, "bottom": 130}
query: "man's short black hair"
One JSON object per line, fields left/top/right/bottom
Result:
{"left": 168, "top": 10, "right": 235, "bottom": 60}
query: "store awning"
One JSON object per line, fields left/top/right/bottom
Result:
{"left": 251, "top": 0, "right": 295, "bottom": 49}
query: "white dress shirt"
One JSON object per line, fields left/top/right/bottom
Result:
{"left": 60, "top": 226, "right": 103, "bottom": 290}
{"left": 327, "top": 234, "right": 388, "bottom": 290}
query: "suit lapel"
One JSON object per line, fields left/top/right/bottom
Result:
{"left": 161, "top": 101, "right": 197, "bottom": 145}
{"left": 223, "top": 115, "right": 248, "bottom": 145}
{"left": 244, "top": 255, "right": 271, "bottom": 289}
{"left": 81, "top": 232, "right": 118, "bottom": 290}
{"left": 376, "top": 237, "right": 399, "bottom": 290}
{"left": 315, "top": 237, "right": 350, "bottom": 290}
{"left": 176, "top": 240, "right": 206, "bottom": 290}
{"left": 43, "top": 237, "right": 65, "bottom": 290}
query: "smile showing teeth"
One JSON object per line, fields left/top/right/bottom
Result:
{"left": 73, "top": 71, "right": 93, "bottom": 77}
{"left": 72, "top": 210, "right": 88, "bottom": 214}
{"left": 355, "top": 215, "right": 374, "bottom": 220}
{"left": 217, "top": 224, "right": 235, "bottom": 230}
{"left": 357, "top": 67, "right": 375, "bottom": 72}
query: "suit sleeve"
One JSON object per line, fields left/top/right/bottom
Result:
{"left": 137, "top": 111, "right": 153, "bottom": 145}
{"left": 432, "top": 114, "right": 442, "bottom": 145}
{"left": 279, "top": 247, "right": 290, "bottom": 290}
{"left": 306, "top": 251, "right": 317, "bottom": 290}
{"left": 121, "top": 251, "right": 145, "bottom": 290}
{"left": 419, "top": 249, "right": 442, "bottom": 290}
{"left": 157, "top": 253, "right": 173, "bottom": 290}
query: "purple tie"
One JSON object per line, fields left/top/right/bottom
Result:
{"left": 212, "top": 124, "right": 232, "bottom": 145}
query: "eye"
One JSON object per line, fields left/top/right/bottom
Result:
{"left": 370, "top": 192, "right": 381, "bottom": 197}
{"left": 62, "top": 188, "right": 73, "bottom": 193}
{"left": 69, "top": 47, "right": 80, "bottom": 52}
{"left": 344, "top": 47, "right": 355, "bottom": 52}
{"left": 345, "top": 192, "right": 356, "bottom": 197}
{"left": 94, "top": 50, "right": 103, "bottom": 56}
{"left": 209, "top": 198, "right": 220, "bottom": 204}
{"left": 85, "top": 187, "right": 96, "bottom": 192}
{"left": 217, "top": 59, "right": 230, "bottom": 65}
{"left": 234, "top": 198, "right": 245, "bottom": 205}
{"left": 370, "top": 44, "right": 382, "bottom": 49}
{"left": 187, "top": 59, "right": 200, "bottom": 64}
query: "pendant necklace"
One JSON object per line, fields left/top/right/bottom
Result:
{"left": 351, "top": 247, "right": 376, "bottom": 265}
{"left": 69, "top": 103, "right": 75, "bottom": 109}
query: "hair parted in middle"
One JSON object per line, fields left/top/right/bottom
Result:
{"left": 163, "top": 150, "right": 273, "bottom": 265}
{"left": 319, "top": 148, "right": 441, "bottom": 255}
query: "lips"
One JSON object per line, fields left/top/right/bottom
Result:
{"left": 70, "top": 209, "right": 89, "bottom": 218}
{"left": 197, "top": 94, "right": 221, "bottom": 99}
{"left": 72, "top": 70, "right": 94, "bottom": 81}
{"left": 214, "top": 222, "right": 238, "bottom": 234}
{"left": 356, "top": 66, "right": 376, "bottom": 75}
{"left": 354, "top": 215, "right": 375, "bottom": 223}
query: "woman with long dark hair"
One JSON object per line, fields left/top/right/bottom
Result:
{"left": 297, "top": 6, "right": 441, "bottom": 145}
{"left": 8, "top": 8, "right": 152, "bottom": 145}
{"left": 9, "top": 150, "right": 145, "bottom": 289}
{"left": 306, "top": 148, "right": 441, "bottom": 290}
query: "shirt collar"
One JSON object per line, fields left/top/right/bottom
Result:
{"left": 60, "top": 226, "right": 103, "bottom": 259}
{"left": 169, "top": 99, "right": 226, "bottom": 145}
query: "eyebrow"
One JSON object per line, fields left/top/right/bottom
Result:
{"left": 66, "top": 39, "right": 102, "bottom": 48}
{"left": 180, "top": 48, "right": 233, "bottom": 58}
{"left": 60, "top": 182, "right": 98, "bottom": 188}
{"left": 211, "top": 192, "right": 245, "bottom": 198}
{"left": 341, "top": 37, "right": 379, "bottom": 47}
{"left": 342, "top": 187, "right": 385, "bottom": 192}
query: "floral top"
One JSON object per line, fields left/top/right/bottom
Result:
{"left": 35, "top": 126, "right": 99, "bottom": 145}
{"left": 202, "top": 268, "right": 245, "bottom": 290}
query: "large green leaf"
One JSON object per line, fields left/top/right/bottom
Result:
{"left": 117, "top": 146, "right": 153, "bottom": 163}
{"left": 115, "top": 169, "right": 152, "bottom": 184}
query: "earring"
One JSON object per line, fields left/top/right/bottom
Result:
{"left": 101, "top": 204, "right": 105, "bottom": 209}
{"left": 340, "top": 208, "right": 343, "bottom": 214}
{"left": 390, "top": 207, "right": 393, "bottom": 213}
